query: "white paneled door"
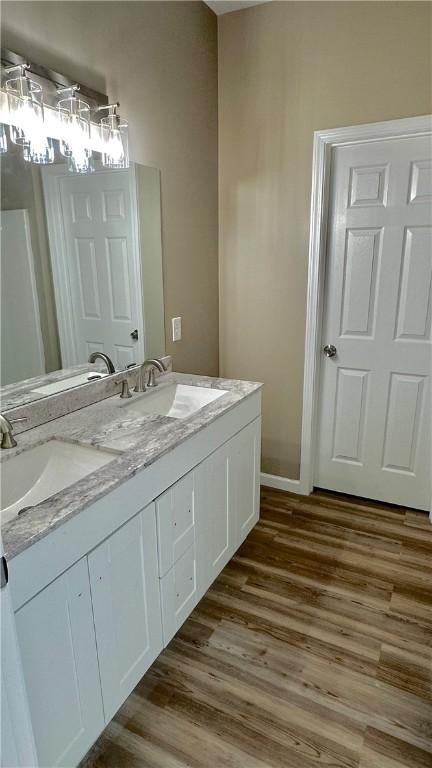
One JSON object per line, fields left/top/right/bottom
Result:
{"left": 316, "top": 135, "right": 431, "bottom": 510}
{"left": 42, "top": 166, "right": 144, "bottom": 369}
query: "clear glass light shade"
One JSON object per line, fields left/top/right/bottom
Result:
{"left": 5, "top": 77, "right": 54, "bottom": 164}
{"left": 100, "top": 113, "right": 129, "bottom": 169}
{"left": 0, "top": 123, "right": 8, "bottom": 154}
{"left": 57, "top": 93, "right": 92, "bottom": 173}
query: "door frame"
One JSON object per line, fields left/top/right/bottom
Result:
{"left": 41, "top": 163, "right": 145, "bottom": 367}
{"left": 299, "top": 114, "right": 432, "bottom": 496}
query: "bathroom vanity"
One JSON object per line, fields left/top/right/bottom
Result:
{"left": 1, "top": 371, "right": 262, "bottom": 768}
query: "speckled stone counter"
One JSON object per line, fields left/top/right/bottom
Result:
{"left": 1, "top": 373, "right": 262, "bottom": 561}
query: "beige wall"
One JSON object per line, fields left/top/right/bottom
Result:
{"left": 219, "top": 1, "right": 432, "bottom": 479}
{"left": 2, "top": 0, "right": 219, "bottom": 375}
{"left": 136, "top": 165, "right": 166, "bottom": 360}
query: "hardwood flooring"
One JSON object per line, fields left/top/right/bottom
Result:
{"left": 84, "top": 488, "right": 432, "bottom": 768}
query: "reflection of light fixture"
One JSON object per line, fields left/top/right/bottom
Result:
{"left": 97, "top": 103, "right": 129, "bottom": 169}
{"left": 57, "top": 85, "right": 93, "bottom": 173}
{"left": 0, "top": 122, "right": 7, "bottom": 153}
{"left": 4, "top": 63, "right": 54, "bottom": 164}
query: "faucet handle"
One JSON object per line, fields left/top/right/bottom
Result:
{"left": 1, "top": 432, "right": 16, "bottom": 450}
{"left": 119, "top": 378, "right": 132, "bottom": 399}
{"left": 133, "top": 369, "right": 146, "bottom": 394}
{"left": 147, "top": 368, "right": 157, "bottom": 388}
{"left": 0, "top": 414, "right": 28, "bottom": 449}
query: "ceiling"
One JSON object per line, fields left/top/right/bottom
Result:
{"left": 204, "top": 1, "right": 271, "bottom": 15}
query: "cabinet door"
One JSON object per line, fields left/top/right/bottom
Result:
{"left": 88, "top": 505, "right": 163, "bottom": 723}
{"left": 233, "top": 418, "right": 261, "bottom": 544}
{"left": 1, "top": 556, "right": 37, "bottom": 768}
{"left": 195, "top": 441, "right": 236, "bottom": 589}
{"left": 15, "top": 558, "right": 104, "bottom": 768}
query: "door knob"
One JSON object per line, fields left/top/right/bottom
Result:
{"left": 323, "top": 344, "right": 337, "bottom": 358}
{"left": 130, "top": 329, "right": 138, "bottom": 341}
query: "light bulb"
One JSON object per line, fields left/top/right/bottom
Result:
{"left": 57, "top": 89, "right": 92, "bottom": 173}
{"left": 104, "top": 128, "right": 125, "bottom": 166}
{"left": 99, "top": 106, "right": 129, "bottom": 169}
{"left": 6, "top": 72, "right": 54, "bottom": 164}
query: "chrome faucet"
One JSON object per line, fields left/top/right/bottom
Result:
{"left": 0, "top": 414, "right": 28, "bottom": 449}
{"left": 134, "top": 359, "right": 167, "bottom": 393}
{"left": 88, "top": 352, "right": 115, "bottom": 375}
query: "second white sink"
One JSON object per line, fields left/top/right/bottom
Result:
{"left": 124, "top": 384, "right": 228, "bottom": 419}
{"left": 1, "top": 440, "right": 116, "bottom": 526}
{"left": 31, "top": 371, "right": 108, "bottom": 396}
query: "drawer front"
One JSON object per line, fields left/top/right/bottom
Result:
{"left": 159, "top": 541, "right": 200, "bottom": 645}
{"left": 156, "top": 472, "right": 194, "bottom": 576}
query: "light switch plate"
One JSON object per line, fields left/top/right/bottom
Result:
{"left": 172, "top": 316, "right": 182, "bottom": 342}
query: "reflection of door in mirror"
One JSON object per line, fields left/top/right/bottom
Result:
{"left": 1, "top": 210, "right": 45, "bottom": 385}
{"left": 42, "top": 165, "right": 145, "bottom": 370}
{"left": 1, "top": 145, "right": 165, "bottom": 402}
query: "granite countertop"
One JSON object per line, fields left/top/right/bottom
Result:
{"left": 0, "top": 364, "right": 102, "bottom": 411}
{"left": 1, "top": 373, "right": 262, "bottom": 561}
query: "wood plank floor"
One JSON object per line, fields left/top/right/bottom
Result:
{"left": 83, "top": 488, "right": 432, "bottom": 768}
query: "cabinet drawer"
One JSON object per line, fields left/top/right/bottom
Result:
{"left": 156, "top": 472, "right": 194, "bottom": 576}
{"left": 159, "top": 541, "right": 201, "bottom": 645}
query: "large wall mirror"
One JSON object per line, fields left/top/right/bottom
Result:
{"left": 1, "top": 143, "right": 166, "bottom": 404}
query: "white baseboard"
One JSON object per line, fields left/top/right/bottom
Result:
{"left": 260, "top": 472, "right": 306, "bottom": 495}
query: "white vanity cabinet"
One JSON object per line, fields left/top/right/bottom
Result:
{"left": 14, "top": 559, "right": 104, "bottom": 768}
{"left": 8, "top": 393, "right": 261, "bottom": 768}
{"left": 87, "top": 505, "right": 163, "bottom": 723}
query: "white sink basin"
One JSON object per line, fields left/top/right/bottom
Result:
{"left": 31, "top": 371, "right": 108, "bottom": 396}
{"left": 1, "top": 440, "right": 116, "bottom": 526}
{"left": 124, "top": 384, "right": 228, "bottom": 419}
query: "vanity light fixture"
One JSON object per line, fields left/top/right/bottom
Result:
{"left": 4, "top": 63, "right": 54, "bottom": 164}
{"left": 0, "top": 51, "right": 131, "bottom": 171}
{"left": 57, "top": 85, "right": 93, "bottom": 173}
{"left": 97, "top": 103, "right": 129, "bottom": 169}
